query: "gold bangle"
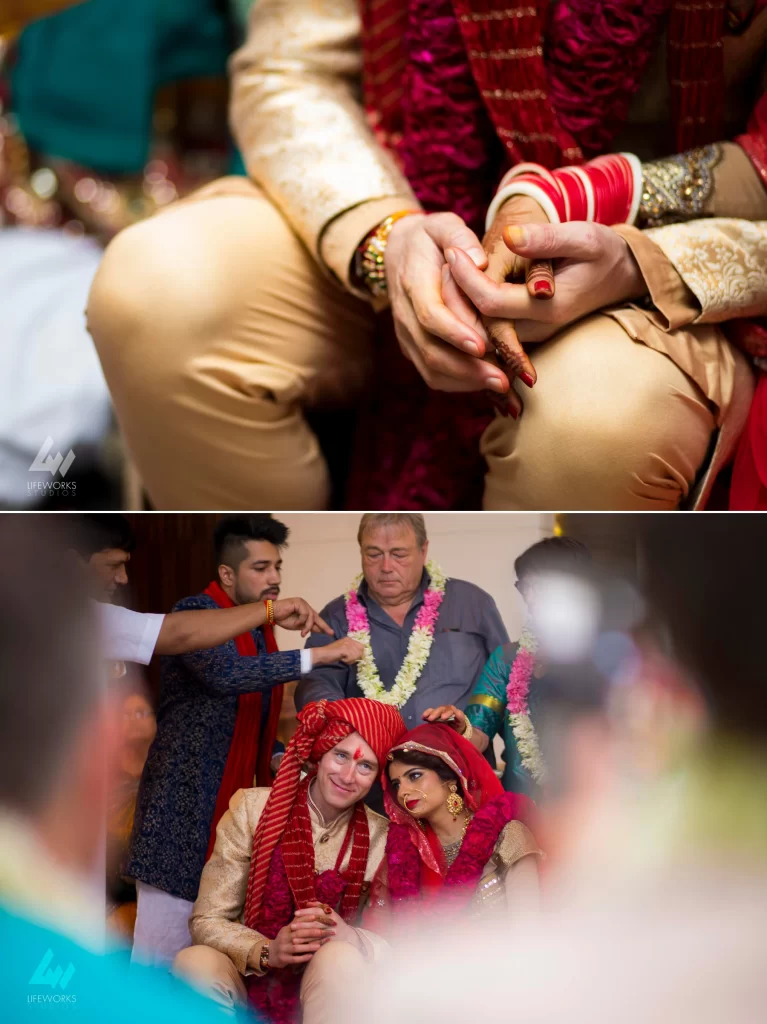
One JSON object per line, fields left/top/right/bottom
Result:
{"left": 354, "top": 209, "right": 422, "bottom": 298}
{"left": 264, "top": 599, "right": 275, "bottom": 627}
{"left": 258, "top": 941, "right": 270, "bottom": 973}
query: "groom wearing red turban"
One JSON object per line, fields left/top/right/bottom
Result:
{"left": 173, "top": 698, "right": 405, "bottom": 1024}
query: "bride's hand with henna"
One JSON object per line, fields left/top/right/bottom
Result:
{"left": 447, "top": 221, "right": 647, "bottom": 345}
{"left": 304, "top": 902, "right": 365, "bottom": 953}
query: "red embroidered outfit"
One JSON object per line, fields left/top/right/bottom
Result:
{"left": 365, "top": 724, "right": 540, "bottom": 933}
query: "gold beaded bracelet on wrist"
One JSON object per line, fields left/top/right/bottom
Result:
{"left": 355, "top": 209, "right": 421, "bottom": 298}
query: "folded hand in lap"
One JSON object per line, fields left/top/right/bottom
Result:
{"left": 446, "top": 218, "right": 649, "bottom": 414}
{"left": 385, "top": 212, "right": 510, "bottom": 394}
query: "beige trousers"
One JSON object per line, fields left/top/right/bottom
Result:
{"left": 173, "top": 941, "right": 366, "bottom": 1024}
{"left": 87, "top": 178, "right": 715, "bottom": 510}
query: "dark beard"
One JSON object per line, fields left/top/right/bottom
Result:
{"left": 233, "top": 584, "right": 280, "bottom": 605}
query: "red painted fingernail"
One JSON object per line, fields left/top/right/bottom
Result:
{"left": 534, "top": 280, "right": 553, "bottom": 295}
{"left": 519, "top": 371, "right": 535, "bottom": 388}
{"left": 509, "top": 404, "right": 520, "bottom": 420}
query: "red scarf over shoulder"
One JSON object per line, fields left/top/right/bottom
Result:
{"left": 203, "top": 580, "right": 283, "bottom": 860}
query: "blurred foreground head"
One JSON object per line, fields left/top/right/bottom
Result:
{"left": 0, "top": 516, "right": 105, "bottom": 869}
{"left": 639, "top": 517, "right": 766, "bottom": 741}
{"left": 337, "top": 522, "right": 767, "bottom": 1024}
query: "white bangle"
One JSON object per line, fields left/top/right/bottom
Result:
{"left": 497, "top": 161, "right": 558, "bottom": 191}
{"left": 621, "top": 151, "right": 643, "bottom": 226}
{"left": 485, "top": 180, "right": 560, "bottom": 233}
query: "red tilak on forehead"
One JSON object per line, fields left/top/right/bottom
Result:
{"left": 353, "top": 747, "right": 363, "bottom": 761}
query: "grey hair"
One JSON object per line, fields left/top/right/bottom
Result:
{"left": 357, "top": 513, "right": 428, "bottom": 549}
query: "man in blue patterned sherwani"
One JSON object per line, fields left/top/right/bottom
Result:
{"left": 127, "top": 515, "right": 363, "bottom": 967}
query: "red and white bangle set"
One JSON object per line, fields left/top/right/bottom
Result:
{"left": 485, "top": 153, "right": 643, "bottom": 231}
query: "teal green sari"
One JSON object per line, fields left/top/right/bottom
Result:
{"left": 466, "top": 641, "right": 543, "bottom": 798}
{"left": 10, "top": 0, "right": 252, "bottom": 173}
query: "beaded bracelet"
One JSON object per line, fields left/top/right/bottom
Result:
{"left": 354, "top": 209, "right": 422, "bottom": 298}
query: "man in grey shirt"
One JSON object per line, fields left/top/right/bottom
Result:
{"left": 297, "top": 514, "right": 508, "bottom": 737}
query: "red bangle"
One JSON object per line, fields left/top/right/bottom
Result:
{"left": 488, "top": 153, "right": 640, "bottom": 230}
{"left": 552, "top": 167, "right": 589, "bottom": 221}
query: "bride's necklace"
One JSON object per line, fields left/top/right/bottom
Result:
{"left": 441, "top": 815, "right": 472, "bottom": 869}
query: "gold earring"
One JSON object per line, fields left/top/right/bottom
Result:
{"left": 446, "top": 783, "right": 463, "bottom": 820}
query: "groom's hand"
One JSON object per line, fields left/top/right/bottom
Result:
{"left": 265, "top": 908, "right": 337, "bottom": 969}
{"left": 385, "top": 212, "right": 511, "bottom": 395}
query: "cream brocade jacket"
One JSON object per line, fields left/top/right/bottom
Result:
{"left": 230, "top": 0, "right": 767, "bottom": 426}
{"left": 191, "top": 787, "right": 389, "bottom": 974}
{"left": 191, "top": 788, "right": 542, "bottom": 974}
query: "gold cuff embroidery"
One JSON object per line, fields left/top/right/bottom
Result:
{"left": 467, "top": 693, "right": 505, "bottom": 714}
{"left": 638, "top": 144, "right": 722, "bottom": 228}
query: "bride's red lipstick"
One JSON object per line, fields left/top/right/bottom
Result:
{"left": 405, "top": 798, "right": 420, "bottom": 810}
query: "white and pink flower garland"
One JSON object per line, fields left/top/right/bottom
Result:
{"left": 506, "top": 624, "right": 547, "bottom": 784}
{"left": 345, "top": 561, "right": 447, "bottom": 708}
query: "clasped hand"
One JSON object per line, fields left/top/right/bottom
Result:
{"left": 385, "top": 197, "right": 647, "bottom": 413}
{"left": 262, "top": 902, "right": 360, "bottom": 970}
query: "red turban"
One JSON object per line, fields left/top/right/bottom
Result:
{"left": 243, "top": 698, "right": 405, "bottom": 927}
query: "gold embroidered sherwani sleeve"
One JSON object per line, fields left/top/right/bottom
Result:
{"left": 190, "top": 788, "right": 269, "bottom": 976}
{"left": 605, "top": 221, "right": 748, "bottom": 423}
{"left": 229, "top": 0, "right": 418, "bottom": 291}
{"left": 644, "top": 219, "right": 767, "bottom": 325}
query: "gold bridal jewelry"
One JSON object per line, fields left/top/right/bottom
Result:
{"left": 442, "top": 814, "right": 472, "bottom": 868}
{"left": 445, "top": 783, "right": 464, "bottom": 820}
{"left": 401, "top": 788, "right": 428, "bottom": 810}
{"left": 259, "top": 941, "right": 271, "bottom": 973}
